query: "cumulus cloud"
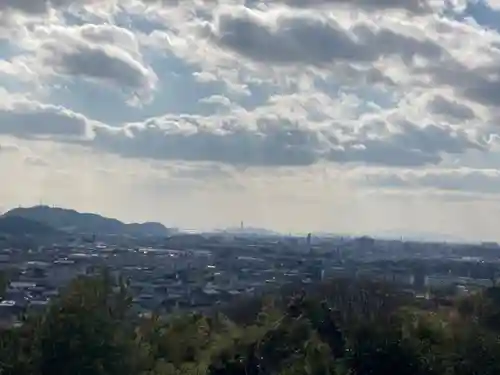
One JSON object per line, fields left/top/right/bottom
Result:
{"left": 30, "top": 24, "right": 157, "bottom": 102}
{"left": 0, "top": 22, "right": 157, "bottom": 103}
{"left": 90, "top": 114, "right": 322, "bottom": 167}
{"left": 83, "top": 110, "right": 485, "bottom": 167}
{"left": 0, "top": 87, "right": 489, "bottom": 168}
{"left": 328, "top": 121, "right": 485, "bottom": 167}
{"left": 421, "top": 58, "right": 500, "bottom": 110}
{"left": 210, "top": 7, "right": 444, "bottom": 68}
{"left": 278, "top": 0, "right": 432, "bottom": 13}
{"left": 426, "top": 94, "right": 476, "bottom": 120}
{"left": 0, "top": 98, "right": 91, "bottom": 138}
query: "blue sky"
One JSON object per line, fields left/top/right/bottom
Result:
{"left": 2, "top": 0, "right": 500, "bottom": 240}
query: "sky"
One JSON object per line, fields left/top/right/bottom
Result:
{"left": 3, "top": 0, "right": 500, "bottom": 240}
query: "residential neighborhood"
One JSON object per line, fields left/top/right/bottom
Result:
{"left": 2, "top": 219, "right": 500, "bottom": 327}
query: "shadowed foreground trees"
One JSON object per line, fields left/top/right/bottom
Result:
{"left": 2, "top": 274, "right": 500, "bottom": 375}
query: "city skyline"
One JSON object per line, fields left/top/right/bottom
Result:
{"left": 0, "top": 204, "right": 475, "bottom": 244}
{"left": 2, "top": 1, "right": 500, "bottom": 241}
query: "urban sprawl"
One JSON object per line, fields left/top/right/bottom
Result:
{"left": 2, "top": 222, "right": 500, "bottom": 328}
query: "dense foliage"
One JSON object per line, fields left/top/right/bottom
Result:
{"left": 2, "top": 272, "right": 500, "bottom": 375}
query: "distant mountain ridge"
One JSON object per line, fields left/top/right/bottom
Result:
{"left": 2, "top": 206, "right": 171, "bottom": 237}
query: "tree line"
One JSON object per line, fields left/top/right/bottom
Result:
{"left": 1, "top": 271, "right": 500, "bottom": 375}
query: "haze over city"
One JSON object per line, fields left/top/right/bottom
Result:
{"left": 3, "top": 0, "right": 500, "bottom": 240}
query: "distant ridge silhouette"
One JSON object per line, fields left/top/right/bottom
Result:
{"left": 3, "top": 205, "right": 171, "bottom": 237}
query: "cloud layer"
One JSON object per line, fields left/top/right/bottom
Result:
{"left": 2, "top": 0, "right": 500, "bottom": 239}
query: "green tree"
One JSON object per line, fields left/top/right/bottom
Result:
{"left": 33, "top": 272, "right": 137, "bottom": 375}
{"left": 0, "top": 324, "right": 37, "bottom": 375}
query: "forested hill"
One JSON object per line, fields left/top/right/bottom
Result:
{"left": 0, "top": 215, "right": 62, "bottom": 238}
{"left": 3, "top": 206, "right": 170, "bottom": 237}
{"left": 2, "top": 273, "right": 500, "bottom": 375}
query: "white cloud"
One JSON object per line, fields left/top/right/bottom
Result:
{"left": 0, "top": 96, "right": 93, "bottom": 138}
{"left": 210, "top": 6, "right": 444, "bottom": 67}
{"left": 361, "top": 167, "right": 500, "bottom": 195}
{"left": 2, "top": 21, "right": 157, "bottom": 104}
{"left": 0, "top": 141, "right": 21, "bottom": 153}
{"left": 0, "top": 94, "right": 484, "bottom": 167}
{"left": 32, "top": 23, "right": 157, "bottom": 103}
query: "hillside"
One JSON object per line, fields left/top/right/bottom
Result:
{"left": 0, "top": 215, "right": 61, "bottom": 237}
{"left": 3, "top": 206, "right": 170, "bottom": 237}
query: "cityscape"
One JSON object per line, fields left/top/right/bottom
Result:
{"left": 1, "top": 205, "right": 499, "bottom": 328}
{"left": 4, "top": 0, "right": 500, "bottom": 373}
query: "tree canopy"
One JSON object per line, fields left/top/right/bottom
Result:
{"left": 1, "top": 273, "right": 500, "bottom": 375}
